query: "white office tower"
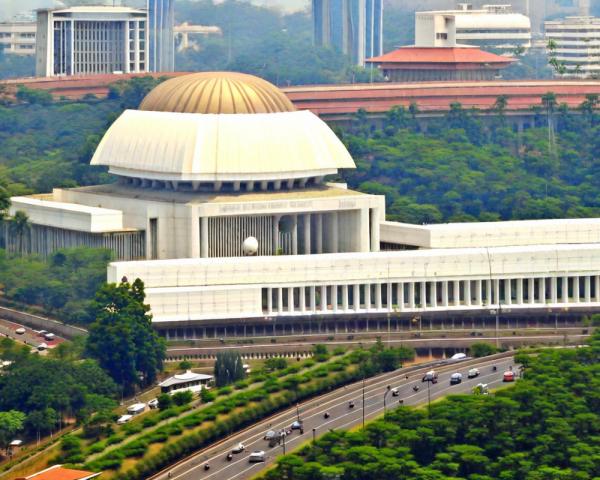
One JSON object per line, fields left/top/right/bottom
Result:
{"left": 35, "top": 6, "right": 148, "bottom": 77}
{"left": 545, "top": 16, "right": 600, "bottom": 78}
{"left": 416, "top": 4, "right": 532, "bottom": 52}
{"left": 8, "top": 72, "right": 600, "bottom": 335}
{"left": 0, "top": 17, "right": 36, "bottom": 55}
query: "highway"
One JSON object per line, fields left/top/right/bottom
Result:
{"left": 152, "top": 354, "right": 516, "bottom": 480}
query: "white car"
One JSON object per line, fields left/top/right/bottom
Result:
{"left": 451, "top": 353, "right": 467, "bottom": 360}
{"left": 44, "top": 333, "right": 55, "bottom": 341}
{"left": 391, "top": 387, "right": 400, "bottom": 397}
{"left": 148, "top": 398, "right": 159, "bottom": 409}
{"left": 15, "top": 327, "right": 26, "bottom": 335}
{"left": 468, "top": 368, "right": 480, "bottom": 378}
{"left": 232, "top": 442, "right": 245, "bottom": 454}
{"left": 475, "top": 383, "right": 489, "bottom": 395}
{"left": 450, "top": 372, "right": 463, "bottom": 385}
{"left": 248, "top": 451, "right": 265, "bottom": 462}
{"left": 291, "top": 420, "right": 303, "bottom": 430}
{"left": 36, "top": 343, "right": 48, "bottom": 351}
{"left": 117, "top": 414, "right": 133, "bottom": 424}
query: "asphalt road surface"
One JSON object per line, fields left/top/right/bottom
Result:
{"left": 0, "top": 318, "right": 63, "bottom": 352}
{"left": 154, "top": 355, "right": 516, "bottom": 480}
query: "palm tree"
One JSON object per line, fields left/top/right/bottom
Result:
{"left": 10, "top": 210, "right": 30, "bottom": 255}
{"left": 579, "top": 94, "right": 598, "bottom": 125}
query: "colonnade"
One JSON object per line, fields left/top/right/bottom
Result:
{"left": 263, "top": 274, "right": 600, "bottom": 315}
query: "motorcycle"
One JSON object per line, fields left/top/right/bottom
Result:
{"left": 348, "top": 401, "right": 355, "bottom": 409}
{"left": 413, "top": 385, "right": 419, "bottom": 392}
{"left": 204, "top": 463, "right": 210, "bottom": 471}
{"left": 324, "top": 412, "right": 330, "bottom": 419}
{"left": 492, "top": 365, "right": 497, "bottom": 372}
{"left": 226, "top": 453, "right": 233, "bottom": 461}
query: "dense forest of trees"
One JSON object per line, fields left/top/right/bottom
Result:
{"left": 262, "top": 331, "right": 600, "bottom": 480}
{"left": 342, "top": 97, "right": 600, "bottom": 222}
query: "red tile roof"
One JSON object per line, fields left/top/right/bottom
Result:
{"left": 24, "top": 465, "right": 100, "bottom": 480}
{"left": 367, "top": 47, "right": 513, "bottom": 65}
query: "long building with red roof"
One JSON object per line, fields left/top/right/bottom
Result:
{"left": 366, "top": 46, "right": 514, "bottom": 82}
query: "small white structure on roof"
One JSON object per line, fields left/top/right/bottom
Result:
{"left": 158, "top": 370, "right": 213, "bottom": 395}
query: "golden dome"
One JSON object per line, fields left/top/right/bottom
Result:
{"left": 139, "top": 72, "right": 296, "bottom": 114}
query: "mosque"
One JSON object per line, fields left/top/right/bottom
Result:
{"left": 8, "top": 72, "right": 600, "bottom": 338}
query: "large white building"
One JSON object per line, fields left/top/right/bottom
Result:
{"left": 7, "top": 72, "right": 600, "bottom": 337}
{"left": 0, "top": 19, "right": 36, "bottom": 55}
{"left": 35, "top": 6, "right": 148, "bottom": 77}
{"left": 545, "top": 16, "right": 600, "bottom": 78}
{"left": 416, "top": 4, "right": 532, "bottom": 52}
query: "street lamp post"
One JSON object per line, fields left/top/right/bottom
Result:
{"left": 282, "top": 431, "right": 286, "bottom": 455}
{"left": 312, "top": 427, "right": 316, "bottom": 444}
{"left": 383, "top": 385, "right": 391, "bottom": 419}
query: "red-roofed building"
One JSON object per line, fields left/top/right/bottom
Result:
{"left": 366, "top": 46, "right": 514, "bottom": 82}
{"left": 16, "top": 465, "right": 101, "bottom": 480}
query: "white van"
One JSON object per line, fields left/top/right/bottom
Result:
{"left": 117, "top": 414, "right": 133, "bottom": 424}
{"left": 249, "top": 451, "right": 265, "bottom": 463}
{"left": 127, "top": 403, "right": 146, "bottom": 415}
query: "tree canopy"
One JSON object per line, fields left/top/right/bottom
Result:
{"left": 86, "top": 279, "right": 166, "bottom": 394}
{"left": 263, "top": 331, "right": 600, "bottom": 480}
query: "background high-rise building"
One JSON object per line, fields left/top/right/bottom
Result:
{"left": 312, "top": 0, "right": 383, "bottom": 66}
{"left": 545, "top": 16, "right": 600, "bottom": 78}
{"left": 35, "top": 6, "right": 148, "bottom": 77}
{"left": 148, "top": 0, "right": 174, "bottom": 72}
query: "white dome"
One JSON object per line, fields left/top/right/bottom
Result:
{"left": 242, "top": 237, "right": 259, "bottom": 256}
{"left": 90, "top": 109, "right": 355, "bottom": 185}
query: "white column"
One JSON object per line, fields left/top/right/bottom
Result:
{"left": 494, "top": 279, "right": 501, "bottom": 306}
{"left": 300, "top": 287, "right": 306, "bottom": 313}
{"left": 273, "top": 214, "right": 281, "bottom": 255}
{"left": 332, "top": 285, "right": 338, "bottom": 312}
{"left": 505, "top": 279, "right": 511, "bottom": 306}
{"left": 475, "top": 280, "right": 482, "bottom": 306}
{"left": 420, "top": 281, "right": 426, "bottom": 308}
{"left": 453, "top": 280, "right": 460, "bottom": 306}
{"left": 375, "top": 284, "right": 382, "bottom": 310}
{"left": 516, "top": 278, "right": 524, "bottom": 305}
{"left": 486, "top": 280, "right": 492, "bottom": 306}
{"left": 342, "top": 285, "right": 349, "bottom": 311}
{"left": 409, "top": 283, "right": 415, "bottom": 308}
{"left": 539, "top": 277, "right": 546, "bottom": 304}
{"left": 595, "top": 275, "right": 600, "bottom": 301}
{"left": 190, "top": 210, "right": 200, "bottom": 258}
{"left": 370, "top": 208, "right": 380, "bottom": 252}
{"left": 442, "top": 281, "right": 449, "bottom": 307}
{"left": 551, "top": 276, "right": 558, "bottom": 304}
{"left": 465, "top": 280, "right": 471, "bottom": 306}
{"left": 303, "top": 214, "right": 311, "bottom": 254}
{"left": 353, "top": 284, "right": 360, "bottom": 310}
{"left": 396, "top": 283, "right": 404, "bottom": 311}
{"left": 288, "top": 288, "right": 294, "bottom": 313}
{"left": 365, "top": 284, "right": 372, "bottom": 310}
{"left": 330, "top": 212, "right": 339, "bottom": 254}
{"left": 321, "top": 286, "right": 327, "bottom": 312}
{"left": 562, "top": 276, "right": 569, "bottom": 303}
{"left": 573, "top": 276, "right": 580, "bottom": 303}
{"left": 528, "top": 278, "right": 535, "bottom": 305}
{"left": 310, "top": 286, "right": 316, "bottom": 312}
{"left": 316, "top": 214, "right": 323, "bottom": 254}
{"left": 431, "top": 282, "right": 437, "bottom": 308}
{"left": 585, "top": 276, "right": 591, "bottom": 303}
{"left": 267, "top": 287, "right": 273, "bottom": 314}
{"left": 277, "top": 288, "right": 283, "bottom": 313}
{"left": 387, "top": 283, "right": 393, "bottom": 311}
{"left": 291, "top": 215, "right": 298, "bottom": 255}
{"left": 200, "top": 216, "right": 209, "bottom": 258}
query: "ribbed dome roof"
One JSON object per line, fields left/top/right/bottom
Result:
{"left": 139, "top": 72, "right": 296, "bottom": 114}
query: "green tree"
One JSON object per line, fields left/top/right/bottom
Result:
{"left": 214, "top": 351, "right": 245, "bottom": 387}
{"left": 470, "top": 343, "right": 497, "bottom": 358}
{"left": 9, "top": 210, "right": 30, "bottom": 255}
{"left": 86, "top": 279, "right": 166, "bottom": 394}
{"left": 25, "top": 408, "right": 57, "bottom": 445}
{"left": 157, "top": 393, "right": 173, "bottom": 410}
{"left": 172, "top": 390, "right": 194, "bottom": 406}
{"left": 0, "top": 410, "right": 25, "bottom": 454}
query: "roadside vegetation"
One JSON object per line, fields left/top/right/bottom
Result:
{"left": 50, "top": 341, "right": 413, "bottom": 478}
{"left": 261, "top": 331, "right": 600, "bottom": 480}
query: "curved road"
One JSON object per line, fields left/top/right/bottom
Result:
{"left": 152, "top": 355, "right": 516, "bottom": 480}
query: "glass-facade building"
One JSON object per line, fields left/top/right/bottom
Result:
{"left": 312, "top": 0, "right": 382, "bottom": 65}
{"left": 148, "top": 0, "right": 174, "bottom": 72}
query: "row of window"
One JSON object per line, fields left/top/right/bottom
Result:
{"left": 261, "top": 277, "right": 600, "bottom": 313}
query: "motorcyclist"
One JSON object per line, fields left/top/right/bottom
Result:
{"left": 324, "top": 411, "right": 330, "bottom": 419}
{"left": 204, "top": 463, "right": 210, "bottom": 471}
